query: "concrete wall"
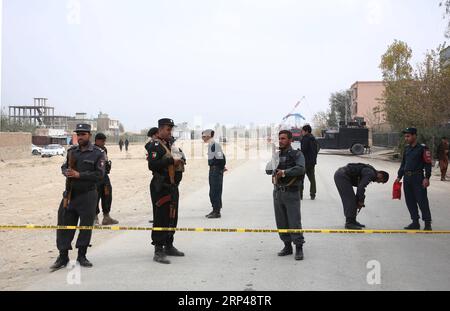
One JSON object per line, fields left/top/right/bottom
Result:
{"left": 0, "top": 132, "right": 32, "bottom": 161}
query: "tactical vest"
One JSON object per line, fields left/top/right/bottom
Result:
{"left": 345, "top": 163, "right": 377, "bottom": 186}
{"left": 277, "top": 148, "right": 301, "bottom": 186}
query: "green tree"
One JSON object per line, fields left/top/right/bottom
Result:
{"left": 329, "top": 90, "right": 352, "bottom": 125}
{"left": 312, "top": 111, "right": 329, "bottom": 134}
{"left": 380, "top": 40, "right": 450, "bottom": 132}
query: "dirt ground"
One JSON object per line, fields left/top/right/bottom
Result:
{"left": 0, "top": 139, "right": 254, "bottom": 290}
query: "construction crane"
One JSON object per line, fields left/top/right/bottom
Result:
{"left": 278, "top": 98, "right": 307, "bottom": 142}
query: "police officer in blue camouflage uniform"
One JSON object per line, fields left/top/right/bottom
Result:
{"left": 50, "top": 124, "right": 106, "bottom": 271}
{"left": 266, "top": 130, "right": 306, "bottom": 261}
{"left": 396, "top": 128, "right": 433, "bottom": 231}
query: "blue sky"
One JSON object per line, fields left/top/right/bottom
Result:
{"left": 1, "top": 0, "right": 448, "bottom": 131}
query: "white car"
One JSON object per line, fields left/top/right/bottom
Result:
{"left": 41, "top": 144, "right": 65, "bottom": 157}
{"left": 31, "top": 144, "right": 43, "bottom": 155}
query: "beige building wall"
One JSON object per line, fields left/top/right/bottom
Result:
{"left": 350, "top": 81, "right": 389, "bottom": 129}
{"left": 0, "top": 132, "right": 32, "bottom": 161}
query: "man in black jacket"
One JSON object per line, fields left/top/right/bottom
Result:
{"left": 334, "top": 163, "right": 389, "bottom": 230}
{"left": 300, "top": 125, "right": 318, "bottom": 200}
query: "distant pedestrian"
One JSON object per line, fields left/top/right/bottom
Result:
{"left": 437, "top": 137, "right": 449, "bottom": 181}
{"left": 396, "top": 128, "right": 433, "bottom": 231}
{"left": 202, "top": 129, "right": 226, "bottom": 219}
{"left": 300, "top": 125, "right": 318, "bottom": 200}
{"left": 125, "top": 139, "right": 130, "bottom": 152}
{"left": 119, "top": 139, "right": 124, "bottom": 152}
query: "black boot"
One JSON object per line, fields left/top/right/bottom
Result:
{"left": 345, "top": 218, "right": 362, "bottom": 230}
{"left": 277, "top": 242, "right": 293, "bottom": 256}
{"left": 424, "top": 221, "right": 433, "bottom": 231}
{"left": 355, "top": 220, "right": 366, "bottom": 228}
{"left": 310, "top": 194, "right": 316, "bottom": 201}
{"left": 206, "top": 210, "right": 221, "bottom": 219}
{"left": 165, "top": 244, "right": 185, "bottom": 257}
{"left": 153, "top": 246, "right": 171, "bottom": 264}
{"left": 50, "top": 251, "right": 69, "bottom": 272}
{"left": 295, "top": 245, "right": 304, "bottom": 261}
{"left": 404, "top": 221, "right": 420, "bottom": 230}
{"left": 77, "top": 247, "right": 93, "bottom": 268}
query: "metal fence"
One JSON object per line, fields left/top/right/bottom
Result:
{"left": 372, "top": 132, "right": 400, "bottom": 148}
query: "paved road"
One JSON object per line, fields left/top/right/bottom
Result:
{"left": 27, "top": 153, "right": 450, "bottom": 291}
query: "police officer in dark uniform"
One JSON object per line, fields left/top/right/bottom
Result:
{"left": 396, "top": 128, "right": 433, "bottom": 231}
{"left": 146, "top": 118, "right": 185, "bottom": 264}
{"left": 50, "top": 124, "right": 106, "bottom": 271}
{"left": 145, "top": 127, "right": 159, "bottom": 224}
{"left": 334, "top": 163, "right": 390, "bottom": 230}
{"left": 94, "top": 133, "right": 119, "bottom": 226}
{"left": 266, "top": 130, "right": 306, "bottom": 261}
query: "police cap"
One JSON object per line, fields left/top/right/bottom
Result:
{"left": 402, "top": 127, "right": 417, "bottom": 135}
{"left": 74, "top": 123, "right": 91, "bottom": 133}
{"left": 158, "top": 118, "right": 175, "bottom": 128}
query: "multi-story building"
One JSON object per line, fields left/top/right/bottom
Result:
{"left": 350, "top": 81, "right": 390, "bottom": 131}
{"left": 96, "top": 112, "right": 120, "bottom": 137}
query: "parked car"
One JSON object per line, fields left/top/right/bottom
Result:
{"left": 31, "top": 144, "right": 43, "bottom": 155}
{"left": 41, "top": 144, "right": 65, "bottom": 157}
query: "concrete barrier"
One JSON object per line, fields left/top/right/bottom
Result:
{"left": 0, "top": 132, "right": 32, "bottom": 161}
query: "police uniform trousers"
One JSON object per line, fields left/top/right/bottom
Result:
{"left": 150, "top": 179, "right": 158, "bottom": 220}
{"left": 150, "top": 180, "right": 179, "bottom": 247}
{"left": 334, "top": 168, "right": 358, "bottom": 218}
{"left": 56, "top": 189, "right": 97, "bottom": 251}
{"left": 209, "top": 166, "right": 224, "bottom": 212}
{"left": 403, "top": 174, "right": 432, "bottom": 222}
{"left": 96, "top": 175, "right": 112, "bottom": 215}
{"left": 273, "top": 188, "right": 305, "bottom": 246}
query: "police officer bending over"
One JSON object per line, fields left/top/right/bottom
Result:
{"left": 50, "top": 124, "right": 106, "bottom": 271}
{"left": 146, "top": 118, "right": 185, "bottom": 264}
{"left": 266, "top": 130, "right": 306, "bottom": 261}
{"left": 334, "top": 163, "right": 389, "bottom": 230}
{"left": 396, "top": 128, "right": 433, "bottom": 231}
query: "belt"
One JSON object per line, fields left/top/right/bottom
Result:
{"left": 274, "top": 185, "right": 299, "bottom": 192}
{"left": 404, "top": 170, "right": 423, "bottom": 177}
{"left": 210, "top": 166, "right": 224, "bottom": 170}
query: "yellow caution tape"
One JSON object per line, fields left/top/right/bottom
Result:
{"left": 1, "top": 225, "right": 450, "bottom": 235}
